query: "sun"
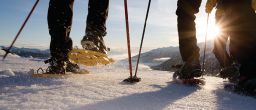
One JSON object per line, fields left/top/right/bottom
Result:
{"left": 196, "top": 14, "right": 222, "bottom": 42}
{"left": 208, "top": 24, "right": 221, "bottom": 40}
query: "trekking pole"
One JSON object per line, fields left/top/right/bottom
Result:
{"left": 202, "top": 13, "right": 210, "bottom": 73}
{"left": 123, "top": 0, "right": 135, "bottom": 83}
{"left": 2, "top": 0, "right": 40, "bottom": 61}
{"left": 134, "top": 0, "right": 151, "bottom": 78}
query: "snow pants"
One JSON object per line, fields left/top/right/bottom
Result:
{"left": 213, "top": 33, "right": 231, "bottom": 68}
{"left": 176, "top": 0, "right": 202, "bottom": 63}
{"left": 47, "top": 0, "right": 109, "bottom": 59}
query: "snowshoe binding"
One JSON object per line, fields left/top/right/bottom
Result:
{"left": 224, "top": 75, "right": 256, "bottom": 97}
{"left": 172, "top": 62, "right": 205, "bottom": 85}
{"left": 219, "top": 64, "right": 240, "bottom": 83}
{"left": 44, "top": 57, "right": 66, "bottom": 74}
{"left": 32, "top": 57, "right": 88, "bottom": 77}
{"left": 66, "top": 60, "right": 80, "bottom": 73}
{"left": 32, "top": 57, "right": 66, "bottom": 77}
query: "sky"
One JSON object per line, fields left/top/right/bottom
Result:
{"left": 0, "top": 0, "right": 217, "bottom": 50}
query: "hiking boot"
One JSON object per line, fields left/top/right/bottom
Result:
{"left": 175, "top": 62, "right": 202, "bottom": 79}
{"left": 81, "top": 35, "right": 108, "bottom": 54}
{"left": 45, "top": 57, "right": 66, "bottom": 74}
{"left": 219, "top": 64, "right": 240, "bottom": 83}
{"left": 66, "top": 60, "right": 80, "bottom": 73}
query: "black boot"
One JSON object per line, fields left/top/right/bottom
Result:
{"left": 66, "top": 60, "right": 80, "bottom": 73}
{"left": 45, "top": 57, "right": 66, "bottom": 74}
{"left": 175, "top": 61, "right": 202, "bottom": 79}
{"left": 45, "top": 57, "right": 81, "bottom": 74}
{"left": 81, "top": 35, "right": 108, "bottom": 54}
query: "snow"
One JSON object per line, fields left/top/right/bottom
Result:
{"left": 0, "top": 69, "right": 15, "bottom": 77}
{"left": 0, "top": 49, "right": 256, "bottom": 110}
{"left": 0, "top": 49, "right": 20, "bottom": 58}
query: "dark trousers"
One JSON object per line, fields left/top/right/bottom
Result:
{"left": 213, "top": 33, "right": 231, "bottom": 67}
{"left": 176, "top": 0, "right": 202, "bottom": 63}
{"left": 48, "top": 0, "right": 109, "bottom": 59}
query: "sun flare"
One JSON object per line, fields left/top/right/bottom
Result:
{"left": 208, "top": 25, "right": 221, "bottom": 40}
{"left": 196, "top": 13, "right": 222, "bottom": 42}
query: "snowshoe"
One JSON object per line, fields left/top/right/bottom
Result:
{"left": 32, "top": 58, "right": 89, "bottom": 77}
{"left": 32, "top": 70, "right": 89, "bottom": 77}
{"left": 44, "top": 57, "right": 66, "bottom": 74}
{"left": 218, "top": 64, "right": 240, "bottom": 83}
{"left": 173, "top": 71, "right": 205, "bottom": 85}
{"left": 32, "top": 58, "right": 66, "bottom": 77}
{"left": 176, "top": 62, "right": 202, "bottom": 79}
{"left": 68, "top": 48, "right": 114, "bottom": 66}
{"left": 172, "top": 62, "right": 205, "bottom": 85}
{"left": 32, "top": 67, "right": 89, "bottom": 77}
{"left": 224, "top": 78, "right": 256, "bottom": 97}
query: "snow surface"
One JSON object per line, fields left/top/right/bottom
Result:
{"left": 0, "top": 49, "right": 20, "bottom": 58}
{"left": 0, "top": 50, "right": 256, "bottom": 110}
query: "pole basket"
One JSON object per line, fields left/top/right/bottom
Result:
{"left": 123, "top": 76, "right": 141, "bottom": 83}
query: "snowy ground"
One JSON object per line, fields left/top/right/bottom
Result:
{"left": 0, "top": 53, "right": 256, "bottom": 110}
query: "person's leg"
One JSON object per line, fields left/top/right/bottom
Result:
{"left": 86, "top": 0, "right": 109, "bottom": 37}
{"left": 236, "top": 9, "right": 256, "bottom": 95}
{"left": 223, "top": 0, "right": 256, "bottom": 94}
{"left": 213, "top": 34, "right": 231, "bottom": 67}
{"left": 230, "top": 31, "right": 256, "bottom": 94}
{"left": 231, "top": 31, "right": 256, "bottom": 78}
{"left": 48, "top": 0, "right": 74, "bottom": 60}
{"left": 213, "top": 8, "right": 232, "bottom": 68}
{"left": 213, "top": 33, "right": 240, "bottom": 81}
{"left": 81, "top": 0, "right": 109, "bottom": 54}
{"left": 176, "top": 0, "right": 201, "bottom": 64}
{"left": 47, "top": 0, "right": 78, "bottom": 73}
{"left": 175, "top": 0, "right": 202, "bottom": 79}
{"left": 230, "top": 10, "right": 256, "bottom": 78}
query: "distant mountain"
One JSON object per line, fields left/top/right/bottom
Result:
{"left": 0, "top": 46, "right": 50, "bottom": 59}
{"left": 132, "top": 40, "right": 221, "bottom": 74}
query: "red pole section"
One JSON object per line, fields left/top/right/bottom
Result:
{"left": 124, "top": 0, "right": 133, "bottom": 78}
